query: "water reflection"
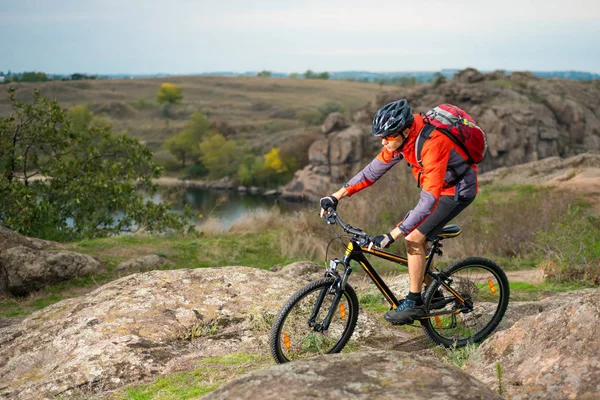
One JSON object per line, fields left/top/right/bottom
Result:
{"left": 156, "top": 186, "right": 308, "bottom": 229}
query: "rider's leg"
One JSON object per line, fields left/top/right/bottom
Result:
{"left": 383, "top": 229, "right": 428, "bottom": 324}
{"left": 405, "top": 229, "right": 428, "bottom": 294}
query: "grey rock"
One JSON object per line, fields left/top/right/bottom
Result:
{"left": 0, "top": 246, "right": 100, "bottom": 296}
{"left": 274, "top": 261, "right": 322, "bottom": 279}
{"left": 116, "top": 254, "right": 169, "bottom": 273}
{"left": 205, "top": 351, "right": 503, "bottom": 400}
{"left": 0, "top": 226, "right": 60, "bottom": 253}
{"left": 463, "top": 289, "right": 600, "bottom": 400}
{"left": 321, "top": 112, "right": 349, "bottom": 135}
{"left": 0, "top": 267, "right": 307, "bottom": 399}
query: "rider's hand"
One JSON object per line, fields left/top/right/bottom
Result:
{"left": 369, "top": 233, "right": 395, "bottom": 250}
{"left": 319, "top": 196, "right": 338, "bottom": 218}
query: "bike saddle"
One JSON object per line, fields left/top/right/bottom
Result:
{"left": 436, "top": 225, "right": 462, "bottom": 240}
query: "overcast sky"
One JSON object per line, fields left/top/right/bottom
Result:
{"left": 2, "top": 0, "right": 600, "bottom": 75}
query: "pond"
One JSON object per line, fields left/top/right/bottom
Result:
{"left": 154, "top": 186, "right": 309, "bottom": 229}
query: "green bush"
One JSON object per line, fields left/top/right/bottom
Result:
{"left": 534, "top": 207, "right": 600, "bottom": 284}
{"left": 298, "top": 110, "right": 323, "bottom": 127}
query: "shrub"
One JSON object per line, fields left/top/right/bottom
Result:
{"left": 534, "top": 208, "right": 600, "bottom": 284}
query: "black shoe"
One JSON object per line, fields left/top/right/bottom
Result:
{"left": 384, "top": 299, "right": 426, "bottom": 325}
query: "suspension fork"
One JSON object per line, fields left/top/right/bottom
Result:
{"left": 309, "top": 260, "right": 352, "bottom": 332}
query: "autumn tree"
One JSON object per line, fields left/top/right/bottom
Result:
{"left": 156, "top": 83, "right": 183, "bottom": 118}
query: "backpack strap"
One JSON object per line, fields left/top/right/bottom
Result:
{"left": 416, "top": 123, "right": 473, "bottom": 189}
{"left": 415, "top": 124, "right": 436, "bottom": 167}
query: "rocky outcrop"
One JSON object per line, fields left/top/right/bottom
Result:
{"left": 463, "top": 289, "right": 600, "bottom": 400}
{"left": 0, "top": 267, "right": 300, "bottom": 399}
{"left": 0, "top": 265, "right": 417, "bottom": 399}
{"left": 205, "top": 351, "right": 503, "bottom": 400}
{"left": 478, "top": 151, "right": 600, "bottom": 185}
{"left": 0, "top": 246, "right": 100, "bottom": 295}
{"left": 283, "top": 69, "right": 600, "bottom": 201}
{"left": 281, "top": 124, "right": 374, "bottom": 201}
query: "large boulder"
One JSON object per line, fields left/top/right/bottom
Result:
{"left": 0, "top": 226, "right": 60, "bottom": 253}
{"left": 0, "top": 245, "right": 100, "bottom": 296}
{"left": 463, "top": 289, "right": 600, "bottom": 400}
{"left": 321, "top": 112, "right": 349, "bottom": 135}
{"left": 0, "top": 267, "right": 303, "bottom": 399}
{"left": 205, "top": 350, "right": 503, "bottom": 399}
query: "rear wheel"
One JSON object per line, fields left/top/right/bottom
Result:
{"left": 270, "top": 277, "right": 359, "bottom": 363}
{"left": 422, "top": 257, "right": 509, "bottom": 348}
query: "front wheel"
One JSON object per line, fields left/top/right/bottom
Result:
{"left": 422, "top": 257, "right": 509, "bottom": 348}
{"left": 269, "top": 277, "right": 359, "bottom": 363}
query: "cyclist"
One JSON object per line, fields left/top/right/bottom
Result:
{"left": 320, "top": 99, "right": 478, "bottom": 325}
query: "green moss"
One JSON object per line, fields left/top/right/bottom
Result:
{"left": 114, "top": 353, "right": 270, "bottom": 400}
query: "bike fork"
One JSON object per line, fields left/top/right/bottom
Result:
{"left": 309, "top": 267, "right": 351, "bottom": 332}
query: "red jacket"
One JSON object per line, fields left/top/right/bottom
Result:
{"left": 344, "top": 114, "right": 478, "bottom": 235}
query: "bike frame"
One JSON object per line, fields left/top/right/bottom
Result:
{"left": 313, "top": 236, "right": 471, "bottom": 332}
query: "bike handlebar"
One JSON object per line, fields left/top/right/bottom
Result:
{"left": 324, "top": 208, "right": 374, "bottom": 246}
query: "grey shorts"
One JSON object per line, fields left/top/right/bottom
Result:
{"left": 417, "top": 195, "right": 475, "bottom": 241}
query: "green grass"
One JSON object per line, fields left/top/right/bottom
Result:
{"left": 114, "top": 353, "right": 270, "bottom": 400}
{"left": 436, "top": 342, "right": 481, "bottom": 368}
{"left": 358, "top": 292, "right": 390, "bottom": 314}
{"left": 509, "top": 281, "right": 591, "bottom": 301}
{"left": 0, "top": 231, "right": 306, "bottom": 318}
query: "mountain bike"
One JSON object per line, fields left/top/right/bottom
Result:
{"left": 269, "top": 209, "right": 509, "bottom": 364}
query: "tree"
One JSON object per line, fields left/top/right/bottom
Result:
{"left": 263, "top": 148, "right": 287, "bottom": 174}
{"left": 198, "top": 133, "right": 239, "bottom": 179}
{"left": 156, "top": 83, "right": 183, "bottom": 118}
{"left": 257, "top": 70, "right": 272, "bottom": 77}
{"left": 163, "top": 112, "right": 212, "bottom": 167}
{"left": 432, "top": 72, "right": 447, "bottom": 88}
{"left": 19, "top": 72, "right": 51, "bottom": 82}
{"left": 0, "top": 87, "right": 191, "bottom": 241}
{"left": 289, "top": 73, "right": 298, "bottom": 79}
{"left": 67, "top": 104, "right": 93, "bottom": 132}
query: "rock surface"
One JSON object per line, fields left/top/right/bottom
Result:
{"left": 0, "top": 267, "right": 304, "bottom": 399}
{"left": 0, "top": 245, "right": 100, "bottom": 295}
{"left": 204, "top": 350, "right": 503, "bottom": 400}
{"left": 463, "top": 289, "right": 600, "bottom": 400}
{"left": 0, "top": 226, "right": 60, "bottom": 253}
{"left": 116, "top": 254, "right": 170, "bottom": 273}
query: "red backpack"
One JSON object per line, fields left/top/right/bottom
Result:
{"left": 416, "top": 103, "right": 487, "bottom": 167}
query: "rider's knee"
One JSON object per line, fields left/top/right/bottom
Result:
{"left": 405, "top": 239, "right": 426, "bottom": 256}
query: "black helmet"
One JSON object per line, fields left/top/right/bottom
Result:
{"left": 371, "top": 99, "right": 414, "bottom": 137}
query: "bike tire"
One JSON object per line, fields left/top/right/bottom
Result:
{"left": 269, "top": 277, "right": 359, "bottom": 364}
{"left": 422, "top": 257, "right": 509, "bottom": 348}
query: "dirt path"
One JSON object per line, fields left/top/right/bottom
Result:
{"left": 504, "top": 268, "right": 544, "bottom": 283}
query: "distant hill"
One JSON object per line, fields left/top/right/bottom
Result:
{"left": 94, "top": 70, "right": 600, "bottom": 82}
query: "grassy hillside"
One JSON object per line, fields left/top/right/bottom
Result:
{"left": 0, "top": 76, "right": 391, "bottom": 172}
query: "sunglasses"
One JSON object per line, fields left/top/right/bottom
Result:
{"left": 381, "top": 133, "right": 403, "bottom": 141}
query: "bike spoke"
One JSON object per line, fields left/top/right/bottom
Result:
{"left": 278, "top": 286, "right": 353, "bottom": 361}
{"left": 423, "top": 259, "right": 508, "bottom": 347}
